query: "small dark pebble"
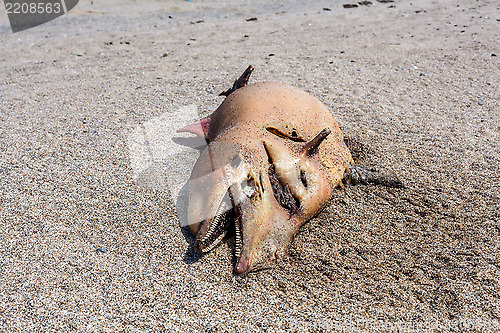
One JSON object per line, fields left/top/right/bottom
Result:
{"left": 350, "top": 60, "right": 356, "bottom": 62}
{"left": 420, "top": 73, "right": 425, "bottom": 76}
{"left": 341, "top": 50, "right": 345, "bottom": 53}
{"left": 105, "top": 41, "right": 113, "bottom": 45}
{"left": 162, "top": 53, "right": 168, "bottom": 58}
{"left": 343, "top": 4, "right": 358, "bottom": 8}
{"left": 269, "top": 53, "right": 275, "bottom": 56}
{"left": 246, "top": 17, "right": 258, "bottom": 21}
{"left": 358, "top": 1, "right": 372, "bottom": 5}
{"left": 492, "top": 53, "right": 497, "bottom": 57}
{"left": 169, "top": 15, "right": 173, "bottom": 19}
{"left": 96, "top": 247, "right": 107, "bottom": 253}
{"left": 323, "top": 7, "right": 331, "bottom": 11}
{"left": 244, "top": 35, "right": 249, "bottom": 37}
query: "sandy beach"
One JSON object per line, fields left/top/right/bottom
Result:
{"left": 1, "top": 0, "right": 499, "bottom": 331}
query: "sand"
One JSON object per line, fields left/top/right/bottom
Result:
{"left": 0, "top": 0, "right": 499, "bottom": 331}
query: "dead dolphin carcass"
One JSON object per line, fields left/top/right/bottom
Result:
{"left": 177, "top": 66, "right": 400, "bottom": 275}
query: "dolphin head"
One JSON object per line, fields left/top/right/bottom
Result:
{"left": 187, "top": 125, "right": 340, "bottom": 275}
{"left": 181, "top": 80, "right": 352, "bottom": 275}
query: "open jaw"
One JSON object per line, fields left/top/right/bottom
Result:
{"left": 194, "top": 191, "right": 240, "bottom": 254}
{"left": 193, "top": 184, "right": 246, "bottom": 262}
{"left": 193, "top": 143, "right": 305, "bottom": 274}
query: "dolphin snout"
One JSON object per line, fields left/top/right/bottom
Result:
{"left": 234, "top": 255, "right": 251, "bottom": 275}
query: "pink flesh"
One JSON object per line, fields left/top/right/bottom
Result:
{"left": 234, "top": 256, "right": 250, "bottom": 275}
{"left": 176, "top": 117, "right": 211, "bottom": 138}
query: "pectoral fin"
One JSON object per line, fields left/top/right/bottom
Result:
{"left": 176, "top": 117, "right": 211, "bottom": 138}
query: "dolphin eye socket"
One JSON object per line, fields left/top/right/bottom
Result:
{"left": 300, "top": 169, "right": 308, "bottom": 188}
{"left": 242, "top": 175, "right": 256, "bottom": 198}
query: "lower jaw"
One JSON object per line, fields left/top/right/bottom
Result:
{"left": 195, "top": 205, "right": 235, "bottom": 253}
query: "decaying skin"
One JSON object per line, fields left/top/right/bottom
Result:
{"left": 177, "top": 66, "right": 398, "bottom": 275}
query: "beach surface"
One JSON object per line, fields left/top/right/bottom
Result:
{"left": 0, "top": 0, "right": 499, "bottom": 331}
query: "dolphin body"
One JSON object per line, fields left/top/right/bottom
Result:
{"left": 178, "top": 66, "right": 397, "bottom": 275}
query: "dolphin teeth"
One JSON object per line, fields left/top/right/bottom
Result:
{"left": 199, "top": 230, "right": 227, "bottom": 253}
{"left": 196, "top": 193, "right": 233, "bottom": 252}
{"left": 200, "top": 198, "right": 229, "bottom": 243}
{"left": 234, "top": 217, "right": 242, "bottom": 259}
